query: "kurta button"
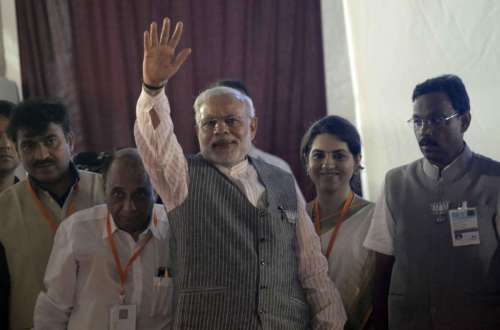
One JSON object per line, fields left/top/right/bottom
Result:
{"left": 260, "top": 260, "right": 265, "bottom": 266}
{"left": 259, "top": 309, "right": 266, "bottom": 314}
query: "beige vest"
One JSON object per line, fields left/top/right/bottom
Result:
{"left": 0, "top": 170, "right": 104, "bottom": 330}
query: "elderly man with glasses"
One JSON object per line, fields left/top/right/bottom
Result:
{"left": 134, "top": 18, "right": 346, "bottom": 330}
{"left": 364, "top": 74, "right": 500, "bottom": 330}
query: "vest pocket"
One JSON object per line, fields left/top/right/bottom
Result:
{"left": 150, "top": 276, "right": 174, "bottom": 316}
{"left": 278, "top": 206, "right": 298, "bottom": 224}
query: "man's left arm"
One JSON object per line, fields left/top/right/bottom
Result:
{"left": 295, "top": 184, "right": 347, "bottom": 330}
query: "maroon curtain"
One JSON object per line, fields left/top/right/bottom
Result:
{"left": 17, "top": 0, "right": 327, "bottom": 198}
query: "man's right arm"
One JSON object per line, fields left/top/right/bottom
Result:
{"left": 33, "top": 223, "right": 76, "bottom": 330}
{"left": 134, "top": 17, "right": 191, "bottom": 211}
{"left": 373, "top": 253, "right": 394, "bottom": 330}
{"left": 134, "top": 87, "right": 188, "bottom": 211}
{"left": 363, "top": 186, "right": 396, "bottom": 330}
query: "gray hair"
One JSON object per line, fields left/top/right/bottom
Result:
{"left": 193, "top": 86, "right": 255, "bottom": 123}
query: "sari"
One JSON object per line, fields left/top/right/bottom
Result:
{"left": 307, "top": 195, "right": 375, "bottom": 330}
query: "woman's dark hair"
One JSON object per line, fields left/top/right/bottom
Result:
{"left": 300, "top": 115, "right": 362, "bottom": 170}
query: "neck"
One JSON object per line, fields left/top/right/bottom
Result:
{"left": 36, "top": 170, "right": 74, "bottom": 200}
{"left": 316, "top": 186, "right": 352, "bottom": 217}
{"left": 0, "top": 172, "right": 16, "bottom": 193}
{"left": 127, "top": 222, "right": 150, "bottom": 242}
{"left": 433, "top": 143, "right": 465, "bottom": 170}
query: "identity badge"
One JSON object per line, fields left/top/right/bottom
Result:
{"left": 109, "top": 304, "right": 136, "bottom": 330}
{"left": 448, "top": 202, "right": 480, "bottom": 247}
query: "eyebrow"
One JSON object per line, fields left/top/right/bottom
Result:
{"left": 310, "top": 148, "right": 349, "bottom": 153}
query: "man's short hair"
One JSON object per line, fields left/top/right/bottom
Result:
{"left": 210, "top": 79, "right": 252, "bottom": 98}
{"left": 412, "top": 74, "right": 470, "bottom": 114}
{"left": 101, "top": 148, "right": 147, "bottom": 185}
{"left": 0, "top": 100, "right": 15, "bottom": 119}
{"left": 193, "top": 86, "right": 255, "bottom": 123}
{"left": 7, "top": 99, "right": 71, "bottom": 143}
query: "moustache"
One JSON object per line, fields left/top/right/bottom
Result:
{"left": 33, "top": 159, "right": 56, "bottom": 167}
{"left": 0, "top": 152, "right": 13, "bottom": 158}
{"left": 212, "top": 139, "right": 235, "bottom": 147}
{"left": 419, "top": 137, "right": 438, "bottom": 147}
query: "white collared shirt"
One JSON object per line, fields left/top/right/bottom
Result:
{"left": 34, "top": 204, "right": 173, "bottom": 330}
{"left": 134, "top": 88, "right": 346, "bottom": 330}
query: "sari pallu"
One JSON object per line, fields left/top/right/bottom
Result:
{"left": 307, "top": 197, "right": 375, "bottom": 330}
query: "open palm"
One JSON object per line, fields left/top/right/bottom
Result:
{"left": 143, "top": 18, "right": 191, "bottom": 87}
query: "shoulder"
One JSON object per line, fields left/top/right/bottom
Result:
{"left": 77, "top": 169, "right": 103, "bottom": 184}
{"left": 59, "top": 204, "right": 108, "bottom": 235}
{"left": 471, "top": 152, "right": 500, "bottom": 176}
{"left": 384, "top": 158, "right": 424, "bottom": 193}
{"left": 0, "top": 179, "right": 30, "bottom": 222}
{"left": 251, "top": 156, "right": 295, "bottom": 180}
{"left": 385, "top": 158, "right": 422, "bottom": 179}
{"left": 0, "top": 178, "right": 28, "bottom": 201}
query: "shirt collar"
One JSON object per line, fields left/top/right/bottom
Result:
{"left": 28, "top": 162, "right": 81, "bottom": 206}
{"left": 102, "top": 205, "right": 167, "bottom": 240}
{"left": 422, "top": 143, "right": 473, "bottom": 182}
{"left": 215, "top": 158, "right": 249, "bottom": 178}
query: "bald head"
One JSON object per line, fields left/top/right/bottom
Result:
{"left": 103, "top": 148, "right": 155, "bottom": 240}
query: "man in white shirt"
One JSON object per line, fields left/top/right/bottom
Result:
{"left": 135, "top": 18, "right": 346, "bottom": 329}
{"left": 34, "top": 148, "right": 173, "bottom": 330}
{"left": 364, "top": 75, "right": 500, "bottom": 330}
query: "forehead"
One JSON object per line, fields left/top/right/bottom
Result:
{"left": 413, "top": 92, "right": 455, "bottom": 117}
{"left": 17, "top": 122, "right": 66, "bottom": 141}
{"left": 199, "top": 94, "right": 246, "bottom": 119}
{"left": 311, "top": 133, "right": 349, "bottom": 151}
{"left": 106, "top": 159, "right": 149, "bottom": 188}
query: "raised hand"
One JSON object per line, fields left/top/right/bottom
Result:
{"left": 143, "top": 17, "right": 191, "bottom": 87}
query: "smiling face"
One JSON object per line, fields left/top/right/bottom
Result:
{"left": 196, "top": 94, "right": 257, "bottom": 167}
{"left": 307, "top": 133, "right": 360, "bottom": 196}
{"left": 412, "top": 92, "right": 469, "bottom": 167}
{"left": 0, "top": 115, "right": 19, "bottom": 177}
{"left": 17, "top": 123, "right": 73, "bottom": 184}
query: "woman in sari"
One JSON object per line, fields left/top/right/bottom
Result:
{"left": 300, "top": 115, "right": 375, "bottom": 330}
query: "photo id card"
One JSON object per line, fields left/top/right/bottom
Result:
{"left": 109, "top": 304, "right": 136, "bottom": 330}
{"left": 448, "top": 205, "right": 480, "bottom": 247}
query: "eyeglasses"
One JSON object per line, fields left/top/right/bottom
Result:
{"left": 197, "top": 116, "right": 245, "bottom": 131}
{"left": 406, "top": 112, "right": 460, "bottom": 129}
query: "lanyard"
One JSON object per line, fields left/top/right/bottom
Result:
{"left": 106, "top": 211, "right": 157, "bottom": 303}
{"left": 314, "top": 191, "right": 354, "bottom": 259}
{"left": 27, "top": 180, "right": 79, "bottom": 233}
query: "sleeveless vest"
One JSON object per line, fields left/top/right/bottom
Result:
{"left": 168, "top": 155, "right": 311, "bottom": 329}
{"left": 386, "top": 153, "right": 500, "bottom": 330}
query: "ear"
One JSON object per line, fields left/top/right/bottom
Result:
{"left": 66, "top": 132, "right": 75, "bottom": 153}
{"left": 249, "top": 117, "right": 258, "bottom": 141}
{"left": 460, "top": 112, "right": 471, "bottom": 133}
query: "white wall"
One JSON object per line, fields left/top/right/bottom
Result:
{"left": 341, "top": 0, "right": 500, "bottom": 199}
{"left": 0, "top": 0, "right": 22, "bottom": 96}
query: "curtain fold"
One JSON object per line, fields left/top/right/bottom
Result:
{"left": 17, "top": 0, "right": 327, "bottom": 198}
